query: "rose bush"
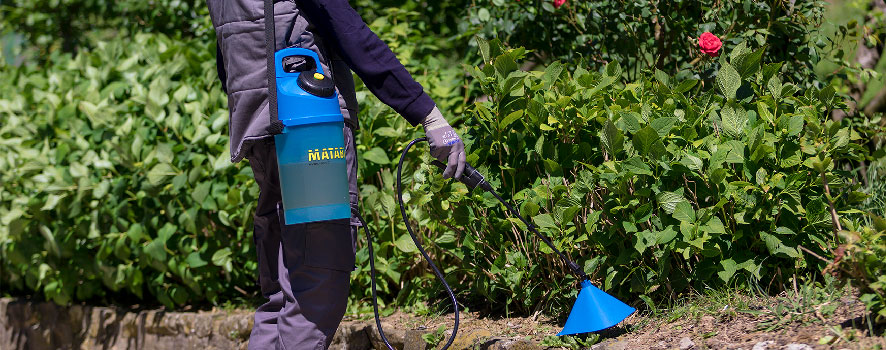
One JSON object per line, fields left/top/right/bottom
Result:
{"left": 467, "top": 0, "right": 828, "bottom": 86}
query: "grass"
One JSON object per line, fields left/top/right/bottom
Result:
{"left": 642, "top": 281, "right": 760, "bottom": 326}
{"left": 613, "top": 276, "right": 885, "bottom": 348}
{"left": 645, "top": 276, "right": 853, "bottom": 329}
{"left": 747, "top": 276, "right": 851, "bottom": 332}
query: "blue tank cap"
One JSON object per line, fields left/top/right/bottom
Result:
{"left": 274, "top": 47, "right": 344, "bottom": 128}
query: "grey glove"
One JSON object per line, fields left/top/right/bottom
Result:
{"left": 422, "top": 106, "right": 466, "bottom": 179}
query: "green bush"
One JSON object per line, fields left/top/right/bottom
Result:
{"left": 389, "top": 38, "right": 870, "bottom": 313}
{"left": 468, "top": 0, "right": 828, "bottom": 84}
{"left": 0, "top": 0, "right": 210, "bottom": 51}
{"left": 0, "top": 32, "right": 257, "bottom": 307}
{"left": 341, "top": 37, "right": 877, "bottom": 315}
{"left": 2, "top": 5, "right": 883, "bottom": 318}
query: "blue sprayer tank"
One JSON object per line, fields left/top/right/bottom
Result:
{"left": 273, "top": 48, "right": 350, "bottom": 225}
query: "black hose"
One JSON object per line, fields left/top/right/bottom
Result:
{"left": 352, "top": 137, "right": 460, "bottom": 350}
{"left": 352, "top": 210, "right": 397, "bottom": 350}
{"left": 395, "top": 137, "right": 460, "bottom": 350}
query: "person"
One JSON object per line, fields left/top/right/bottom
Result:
{"left": 206, "top": 0, "right": 466, "bottom": 349}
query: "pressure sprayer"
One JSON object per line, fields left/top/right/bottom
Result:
{"left": 273, "top": 48, "right": 351, "bottom": 225}
{"left": 269, "top": 49, "right": 635, "bottom": 348}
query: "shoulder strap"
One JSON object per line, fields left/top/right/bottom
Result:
{"left": 264, "top": 0, "right": 284, "bottom": 134}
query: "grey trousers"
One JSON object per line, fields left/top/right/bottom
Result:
{"left": 245, "top": 125, "right": 359, "bottom": 350}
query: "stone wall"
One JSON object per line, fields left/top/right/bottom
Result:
{"left": 0, "top": 298, "right": 252, "bottom": 350}
{"left": 0, "top": 298, "right": 541, "bottom": 350}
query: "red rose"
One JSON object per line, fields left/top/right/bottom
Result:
{"left": 698, "top": 32, "right": 722, "bottom": 57}
{"left": 554, "top": 0, "right": 566, "bottom": 8}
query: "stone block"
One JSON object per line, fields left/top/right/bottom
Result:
{"left": 368, "top": 322, "right": 405, "bottom": 350}
{"left": 403, "top": 329, "right": 431, "bottom": 350}
{"left": 330, "top": 321, "right": 372, "bottom": 350}
{"left": 442, "top": 328, "right": 492, "bottom": 350}
{"left": 482, "top": 337, "right": 541, "bottom": 350}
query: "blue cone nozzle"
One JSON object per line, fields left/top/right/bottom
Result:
{"left": 558, "top": 280, "right": 636, "bottom": 336}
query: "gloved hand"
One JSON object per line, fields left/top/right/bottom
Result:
{"left": 422, "top": 106, "right": 466, "bottom": 179}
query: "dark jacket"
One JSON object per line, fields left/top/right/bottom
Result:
{"left": 208, "top": 0, "right": 435, "bottom": 162}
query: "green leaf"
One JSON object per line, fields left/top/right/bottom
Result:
{"left": 363, "top": 147, "right": 390, "bottom": 165}
{"left": 41, "top": 194, "right": 65, "bottom": 211}
{"left": 621, "top": 157, "right": 653, "bottom": 176}
{"left": 145, "top": 240, "right": 167, "bottom": 262}
{"left": 191, "top": 182, "right": 211, "bottom": 204}
{"left": 185, "top": 252, "right": 208, "bottom": 268}
{"left": 657, "top": 191, "right": 684, "bottom": 214}
{"left": 780, "top": 115, "right": 804, "bottom": 137}
{"left": 39, "top": 225, "right": 60, "bottom": 257}
{"left": 477, "top": 8, "right": 490, "bottom": 22}
{"left": 735, "top": 47, "right": 764, "bottom": 78}
{"left": 543, "top": 158, "right": 563, "bottom": 175}
{"left": 650, "top": 117, "right": 677, "bottom": 137}
{"left": 600, "top": 119, "right": 624, "bottom": 156}
{"left": 476, "top": 36, "right": 491, "bottom": 63}
{"left": 654, "top": 69, "right": 670, "bottom": 88}
{"left": 720, "top": 102, "right": 747, "bottom": 139}
{"left": 500, "top": 109, "right": 524, "bottom": 128}
{"left": 373, "top": 127, "right": 400, "bottom": 138}
{"left": 729, "top": 41, "right": 750, "bottom": 62}
{"left": 605, "top": 61, "right": 622, "bottom": 78}
{"left": 170, "top": 286, "right": 188, "bottom": 305}
{"left": 393, "top": 234, "right": 418, "bottom": 253}
{"left": 127, "top": 224, "right": 145, "bottom": 242}
{"left": 757, "top": 102, "right": 774, "bottom": 124}
{"left": 831, "top": 128, "right": 849, "bottom": 148}
{"left": 532, "top": 214, "right": 558, "bottom": 229}
{"left": 211, "top": 248, "right": 233, "bottom": 267}
{"left": 632, "top": 126, "right": 659, "bottom": 155}
{"left": 657, "top": 226, "right": 678, "bottom": 244}
{"left": 494, "top": 52, "right": 519, "bottom": 80}
{"left": 767, "top": 75, "right": 783, "bottom": 97}
{"left": 708, "top": 168, "right": 728, "bottom": 184}
{"left": 716, "top": 62, "right": 741, "bottom": 100}
{"left": 819, "top": 85, "right": 836, "bottom": 105}
{"left": 674, "top": 79, "right": 698, "bottom": 94}
{"left": 718, "top": 259, "right": 738, "bottom": 283}
{"left": 759, "top": 232, "right": 799, "bottom": 258}
{"left": 213, "top": 150, "right": 231, "bottom": 171}
{"left": 673, "top": 201, "right": 696, "bottom": 223}
{"left": 868, "top": 213, "right": 886, "bottom": 232}
{"left": 157, "top": 223, "right": 176, "bottom": 242}
{"left": 543, "top": 61, "right": 564, "bottom": 89}
{"left": 147, "top": 163, "right": 177, "bottom": 186}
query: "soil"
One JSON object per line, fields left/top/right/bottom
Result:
{"left": 346, "top": 292, "right": 886, "bottom": 350}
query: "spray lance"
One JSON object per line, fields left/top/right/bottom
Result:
{"left": 367, "top": 138, "right": 638, "bottom": 346}
{"left": 267, "top": 48, "right": 634, "bottom": 348}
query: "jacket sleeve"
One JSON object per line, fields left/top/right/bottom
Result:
{"left": 293, "top": 0, "right": 435, "bottom": 126}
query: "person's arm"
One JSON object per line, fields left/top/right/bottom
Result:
{"left": 294, "top": 0, "right": 465, "bottom": 178}
{"left": 294, "top": 0, "right": 433, "bottom": 125}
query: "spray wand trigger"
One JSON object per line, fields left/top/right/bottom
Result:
{"left": 430, "top": 160, "right": 491, "bottom": 191}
